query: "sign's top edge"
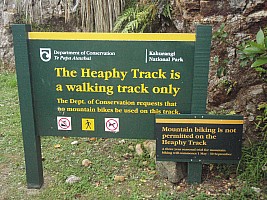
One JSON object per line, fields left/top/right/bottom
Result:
{"left": 28, "top": 32, "right": 196, "bottom": 41}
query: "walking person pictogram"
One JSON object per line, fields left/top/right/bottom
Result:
{"left": 82, "top": 118, "right": 95, "bottom": 131}
{"left": 86, "top": 120, "right": 91, "bottom": 129}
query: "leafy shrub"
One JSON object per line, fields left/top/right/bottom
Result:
{"left": 212, "top": 23, "right": 228, "bottom": 42}
{"left": 238, "top": 28, "right": 267, "bottom": 76}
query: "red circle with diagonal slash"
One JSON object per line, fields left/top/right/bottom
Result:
{"left": 58, "top": 118, "right": 71, "bottom": 129}
{"left": 106, "top": 119, "right": 118, "bottom": 131}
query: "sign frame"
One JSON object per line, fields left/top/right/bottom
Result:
{"left": 12, "top": 24, "right": 212, "bottom": 188}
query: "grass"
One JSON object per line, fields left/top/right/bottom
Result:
{"left": 0, "top": 72, "right": 266, "bottom": 199}
{"left": 237, "top": 141, "right": 267, "bottom": 185}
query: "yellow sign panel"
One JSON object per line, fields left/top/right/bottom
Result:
{"left": 82, "top": 118, "right": 95, "bottom": 131}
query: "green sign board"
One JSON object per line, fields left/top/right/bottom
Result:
{"left": 156, "top": 114, "right": 244, "bottom": 163}
{"left": 12, "top": 24, "right": 212, "bottom": 188}
{"left": 28, "top": 32, "right": 196, "bottom": 138}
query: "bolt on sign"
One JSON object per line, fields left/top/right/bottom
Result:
{"left": 13, "top": 24, "right": 212, "bottom": 188}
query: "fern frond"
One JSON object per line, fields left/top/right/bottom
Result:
{"left": 113, "top": 7, "right": 135, "bottom": 32}
{"left": 122, "top": 19, "right": 138, "bottom": 33}
{"left": 113, "top": 2, "right": 158, "bottom": 33}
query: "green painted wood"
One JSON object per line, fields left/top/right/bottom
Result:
{"left": 191, "top": 25, "right": 212, "bottom": 113}
{"left": 12, "top": 24, "right": 44, "bottom": 189}
{"left": 188, "top": 162, "right": 202, "bottom": 183}
{"left": 188, "top": 25, "right": 212, "bottom": 184}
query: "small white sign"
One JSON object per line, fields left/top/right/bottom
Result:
{"left": 105, "top": 118, "right": 119, "bottom": 132}
{"left": 57, "top": 116, "right": 72, "bottom": 131}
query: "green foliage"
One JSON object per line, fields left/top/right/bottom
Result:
{"left": 113, "top": 3, "right": 158, "bottom": 33}
{"left": 219, "top": 79, "right": 237, "bottom": 95}
{"left": 31, "top": 22, "right": 54, "bottom": 32}
{"left": 15, "top": 15, "right": 56, "bottom": 32}
{"left": 255, "top": 102, "right": 267, "bottom": 140}
{"left": 212, "top": 24, "right": 230, "bottom": 79}
{"left": 237, "top": 141, "right": 267, "bottom": 185}
{"left": 208, "top": 109, "right": 237, "bottom": 115}
{"left": 213, "top": 163, "right": 238, "bottom": 179}
{"left": 125, "top": 0, "right": 138, "bottom": 9}
{"left": 212, "top": 23, "right": 228, "bottom": 42}
{"left": 113, "top": 1, "right": 172, "bottom": 33}
{"left": 216, "top": 66, "right": 226, "bottom": 78}
{"left": 162, "top": 3, "right": 172, "bottom": 19}
{"left": 238, "top": 42, "right": 254, "bottom": 67}
{"left": 238, "top": 28, "right": 267, "bottom": 77}
{"left": 213, "top": 55, "right": 228, "bottom": 78}
{"left": 158, "top": 191, "right": 177, "bottom": 200}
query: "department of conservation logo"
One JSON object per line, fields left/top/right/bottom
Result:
{"left": 40, "top": 48, "right": 51, "bottom": 62}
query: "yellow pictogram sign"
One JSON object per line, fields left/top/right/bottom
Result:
{"left": 82, "top": 118, "right": 95, "bottom": 131}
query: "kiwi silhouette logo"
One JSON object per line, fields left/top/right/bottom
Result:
{"left": 40, "top": 48, "right": 51, "bottom": 62}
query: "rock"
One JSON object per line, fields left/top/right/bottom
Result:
{"left": 143, "top": 140, "right": 156, "bottom": 158}
{"left": 54, "top": 144, "right": 61, "bottom": 148}
{"left": 245, "top": 10, "right": 267, "bottom": 32}
{"left": 243, "top": 0, "right": 267, "bottom": 16}
{"left": 156, "top": 161, "right": 187, "bottom": 183}
{"left": 184, "top": 1, "right": 200, "bottom": 12}
{"left": 128, "top": 145, "right": 135, "bottom": 151}
{"left": 65, "top": 175, "right": 81, "bottom": 184}
{"left": 71, "top": 140, "right": 79, "bottom": 145}
{"left": 200, "top": 1, "right": 229, "bottom": 17}
{"left": 149, "top": 170, "right": 157, "bottom": 175}
{"left": 89, "top": 137, "right": 97, "bottom": 141}
{"left": 114, "top": 175, "right": 125, "bottom": 182}
{"left": 173, "top": 17, "right": 184, "bottom": 32}
{"left": 248, "top": 115, "right": 255, "bottom": 122}
{"left": 246, "top": 103, "right": 256, "bottom": 113}
{"left": 135, "top": 144, "right": 144, "bottom": 156}
{"left": 250, "top": 85, "right": 264, "bottom": 96}
{"left": 118, "top": 139, "right": 126, "bottom": 144}
{"left": 142, "top": 161, "right": 149, "bottom": 166}
{"left": 81, "top": 159, "right": 92, "bottom": 167}
{"left": 3, "top": 11, "right": 15, "bottom": 27}
{"left": 251, "top": 186, "right": 261, "bottom": 193}
{"left": 228, "top": 0, "right": 247, "bottom": 11}
{"left": 123, "top": 153, "right": 133, "bottom": 159}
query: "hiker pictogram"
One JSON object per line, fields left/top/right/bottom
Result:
{"left": 82, "top": 118, "right": 95, "bottom": 131}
